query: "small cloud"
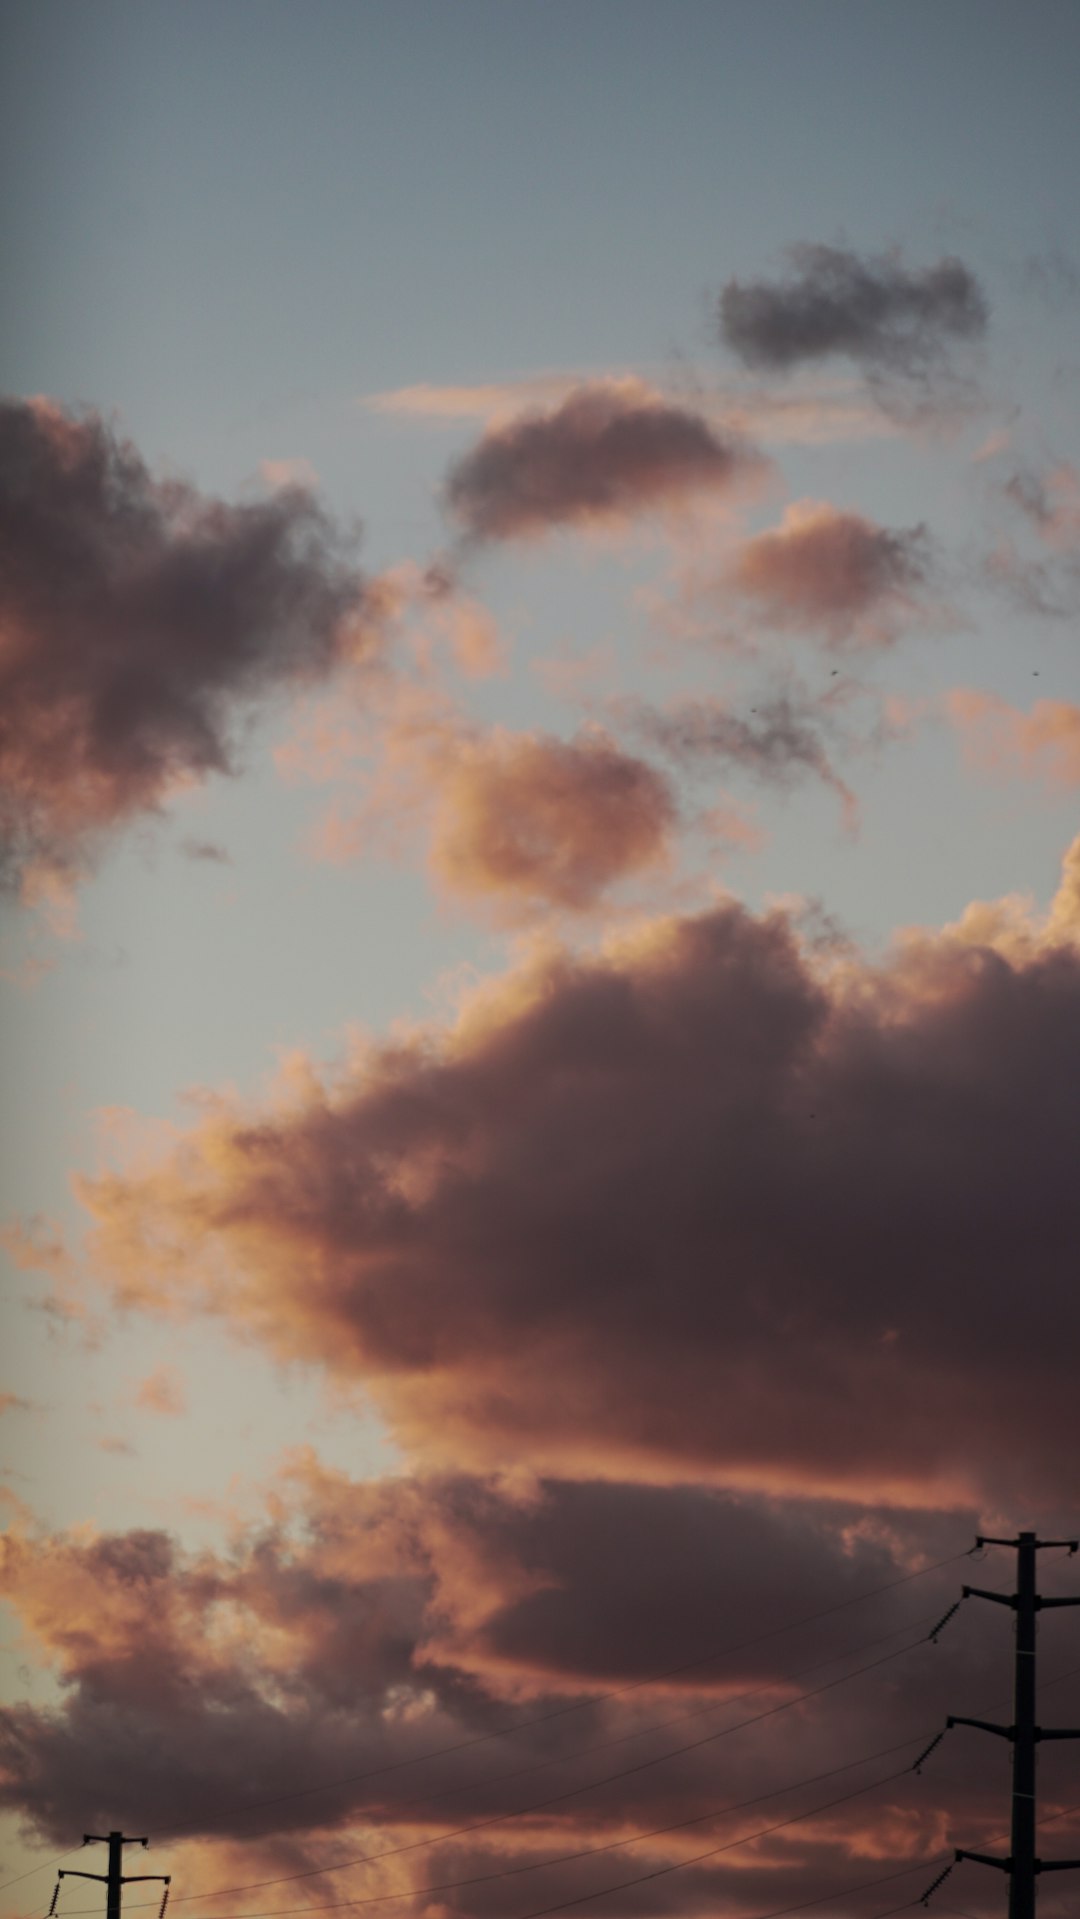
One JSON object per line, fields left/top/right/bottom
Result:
{"left": 257, "top": 456, "right": 320, "bottom": 491}
{"left": 1017, "top": 246, "right": 1080, "bottom": 312}
{"left": 0, "top": 1392, "right": 34, "bottom": 1416}
{"left": 179, "top": 838, "right": 231, "bottom": 865}
{"left": 986, "top": 461, "right": 1080, "bottom": 615}
{"left": 621, "top": 688, "right": 858, "bottom": 832}
{"left": 134, "top": 1365, "right": 187, "bottom": 1417}
{"left": 719, "top": 244, "right": 988, "bottom": 415}
{"left": 726, "top": 500, "right": 937, "bottom": 649}
{"left": 946, "top": 689, "right": 1080, "bottom": 790}
{"left": 443, "top": 381, "right": 764, "bottom": 545}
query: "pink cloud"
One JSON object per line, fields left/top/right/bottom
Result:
{"left": 135, "top": 1364, "right": 187, "bottom": 1417}
{"left": 726, "top": 501, "right": 935, "bottom": 649}
{"left": 306, "top": 700, "right": 679, "bottom": 917}
{"left": 946, "top": 689, "right": 1080, "bottom": 790}
{"left": 443, "top": 383, "right": 764, "bottom": 543}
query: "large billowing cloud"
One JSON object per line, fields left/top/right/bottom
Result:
{"left": 0, "top": 398, "right": 376, "bottom": 892}
{"left": 443, "top": 382, "right": 762, "bottom": 543}
{"left": 719, "top": 247, "right": 987, "bottom": 385}
{"left": 726, "top": 502, "right": 934, "bottom": 649}
{"left": 0, "top": 1465, "right": 1005, "bottom": 1863}
{"left": 72, "top": 836, "right": 1080, "bottom": 1511}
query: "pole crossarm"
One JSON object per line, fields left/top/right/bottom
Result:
{"left": 948, "top": 1714, "right": 1012, "bottom": 1740}
{"left": 951, "top": 1532, "right": 1080, "bottom": 1919}
{"left": 975, "top": 1537, "right": 1079, "bottom": 1552}
{"left": 67, "top": 1829, "right": 167, "bottom": 1919}
{"left": 956, "top": 1849, "right": 1011, "bottom": 1872}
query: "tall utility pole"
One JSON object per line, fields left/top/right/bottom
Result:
{"left": 949, "top": 1531, "right": 1080, "bottom": 1919}
{"left": 59, "top": 1833, "right": 170, "bottom": 1919}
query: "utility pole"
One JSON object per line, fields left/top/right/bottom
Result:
{"left": 58, "top": 1833, "right": 170, "bottom": 1919}
{"left": 948, "top": 1531, "right": 1080, "bottom": 1919}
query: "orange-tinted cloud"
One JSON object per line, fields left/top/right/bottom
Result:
{"left": 0, "top": 398, "right": 377, "bottom": 895}
{"left": 310, "top": 706, "right": 679, "bottom": 916}
{"left": 70, "top": 836, "right": 1080, "bottom": 1510}
{"left": 135, "top": 1364, "right": 187, "bottom": 1416}
{"left": 443, "top": 383, "right": 763, "bottom": 543}
{"left": 727, "top": 502, "right": 934, "bottom": 648}
{"left": 946, "top": 689, "right": 1080, "bottom": 789}
{"left": 426, "top": 727, "right": 677, "bottom": 912}
{"left": 0, "top": 1470, "right": 996, "bottom": 1859}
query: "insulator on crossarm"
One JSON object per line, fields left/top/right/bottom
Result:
{"left": 912, "top": 1729, "right": 947, "bottom": 1773}
{"left": 928, "top": 1599, "right": 963, "bottom": 1642}
{"left": 48, "top": 1885, "right": 60, "bottom": 1917}
{"left": 919, "top": 1863, "right": 954, "bottom": 1906}
{"left": 158, "top": 1883, "right": 171, "bottom": 1919}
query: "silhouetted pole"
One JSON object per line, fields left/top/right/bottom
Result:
{"left": 59, "top": 1832, "right": 170, "bottom": 1919}
{"left": 949, "top": 1531, "right": 1080, "bottom": 1919}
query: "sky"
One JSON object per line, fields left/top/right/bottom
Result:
{"left": 2, "top": 4, "right": 1080, "bottom": 1919}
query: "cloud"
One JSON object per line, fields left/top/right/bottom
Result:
{"left": 443, "top": 383, "right": 763, "bottom": 543}
{"left": 364, "top": 371, "right": 896, "bottom": 447}
{"left": 986, "top": 462, "right": 1080, "bottom": 615}
{"left": 135, "top": 1364, "right": 187, "bottom": 1416}
{"left": 946, "top": 690, "right": 1080, "bottom": 789}
{"left": 726, "top": 502, "right": 935, "bottom": 649}
{"left": 719, "top": 246, "right": 988, "bottom": 391}
{"left": 68, "top": 835, "right": 1080, "bottom": 1511}
{"left": 303, "top": 693, "right": 679, "bottom": 916}
{"left": 623, "top": 691, "right": 857, "bottom": 829}
{"left": 0, "top": 397, "right": 378, "bottom": 896}
{"left": 0, "top": 1469, "right": 993, "bottom": 1857}
{"left": 179, "top": 837, "right": 231, "bottom": 864}
{"left": 423, "top": 728, "right": 678, "bottom": 913}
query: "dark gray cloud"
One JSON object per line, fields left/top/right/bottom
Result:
{"left": 620, "top": 691, "right": 855, "bottom": 823}
{"left": 78, "top": 835, "right": 1080, "bottom": 1512}
{"left": 0, "top": 398, "right": 377, "bottom": 891}
{"left": 443, "top": 383, "right": 761, "bottom": 542}
{"left": 0, "top": 1473, "right": 989, "bottom": 1852}
{"left": 719, "top": 246, "right": 987, "bottom": 387}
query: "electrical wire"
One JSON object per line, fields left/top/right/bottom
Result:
{"left": 112, "top": 1547, "right": 974, "bottom": 1851}
{"left": 97, "top": 1619, "right": 942, "bottom": 1911}
{"left": 164, "top": 1731, "right": 941, "bottom": 1919}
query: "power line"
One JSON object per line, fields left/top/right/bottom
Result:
{"left": 95, "top": 1548, "right": 973, "bottom": 1853}
{"left": 109, "top": 1620, "right": 943, "bottom": 1910}
{"left": 132, "top": 1735, "right": 934, "bottom": 1919}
